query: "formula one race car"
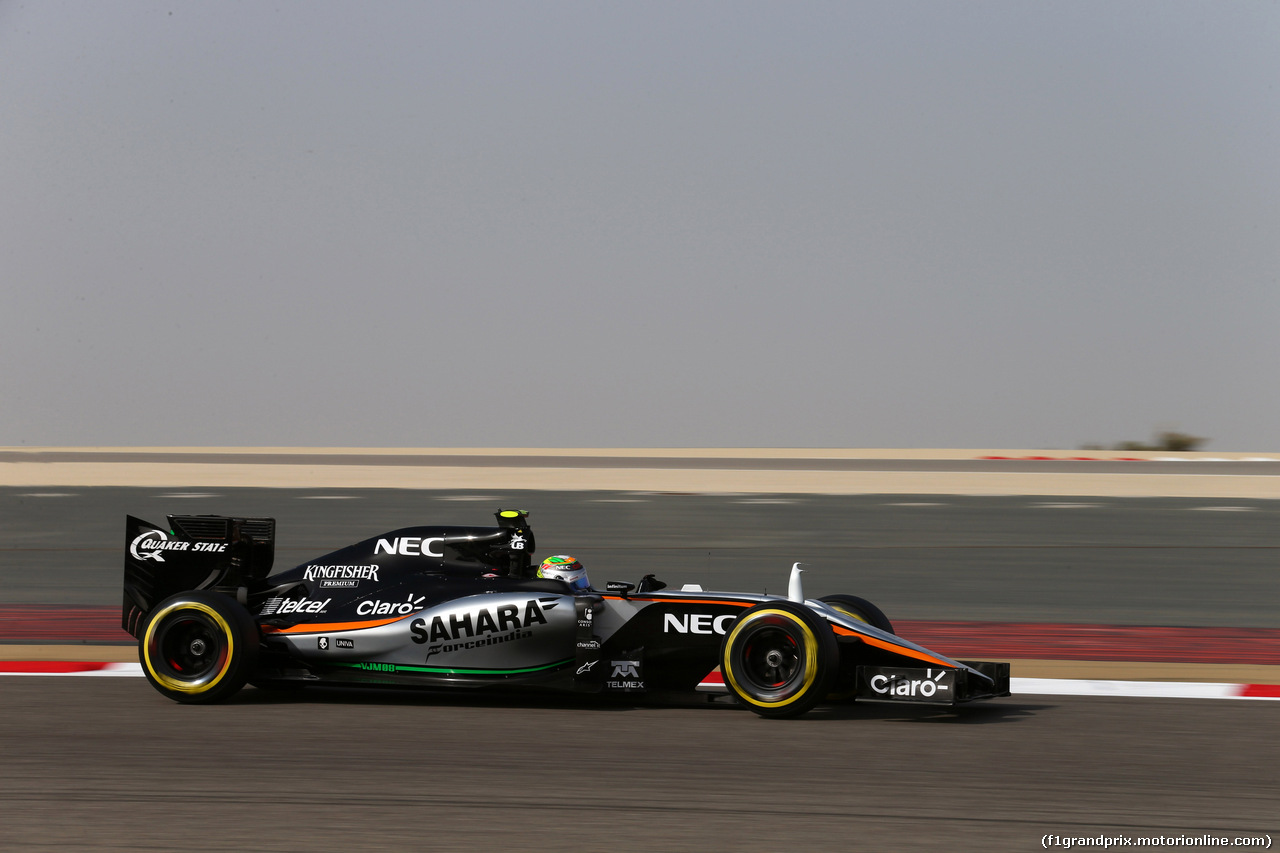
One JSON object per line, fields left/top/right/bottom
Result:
{"left": 122, "top": 509, "right": 1009, "bottom": 717}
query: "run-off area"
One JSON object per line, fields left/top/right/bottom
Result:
{"left": 0, "top": 678, "right": 1275, "bottom": 853}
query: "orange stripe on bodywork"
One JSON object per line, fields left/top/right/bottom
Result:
{"left": 832, "top": 625, "right": 955, "bottom": 668}
{"left": 262, "top": 615, "right": 408, "bottom": 635}
{"left": 602, "top": 596, "right": 752, "bottom": 607}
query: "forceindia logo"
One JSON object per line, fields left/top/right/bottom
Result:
{"left": 412, "top": 597, "right": 560, "bottom": 661}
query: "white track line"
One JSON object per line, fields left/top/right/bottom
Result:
{"left": 1011, "top": 677, "right": 1278, "bottom": 700}
{"left": 1189, "top": 506, "right": 1256, "bottom": 511}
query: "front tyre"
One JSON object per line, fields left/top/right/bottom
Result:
{"left": 140, "top": 591, "right": 259, "bottom": 704}
{"left": 720, "top": 601, "right": 838, "bottom": 718}
{"left": 819, "top": 594, "right": 894, "bottom": 634}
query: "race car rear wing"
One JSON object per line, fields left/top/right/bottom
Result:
{"left": 122, "top": 514, "right": 276, "bottom": 637}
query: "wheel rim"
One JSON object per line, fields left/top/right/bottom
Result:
{"left": 724, "top": 610, "right": 819, "bottom": 707}
{"left": 742, "top": 627, "right": 801, "bottom": 690}
{"left": 144, "top": 602, "right": 234, "bottom": 693}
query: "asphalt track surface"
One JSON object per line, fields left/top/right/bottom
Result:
{"left": 3, "top": 487, "right": 1278, "bottom": 851}
{"left": 1, "top": 679, "right": 1276, "bottom": 852}
{"left": 3, "top": 487, "right": 1279, "bottom": 626}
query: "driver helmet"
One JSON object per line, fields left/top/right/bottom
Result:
{"left": 537, "top": 555, "right": 590, "bottom": 591}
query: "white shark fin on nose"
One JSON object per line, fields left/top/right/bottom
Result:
{"left": 788, "top": 562, "right": 805, "bottom": 603}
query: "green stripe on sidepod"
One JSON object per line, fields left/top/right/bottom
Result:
{"left": 334, "top": 658, "right": 573, "bottom": 676}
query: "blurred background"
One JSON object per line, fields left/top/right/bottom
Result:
{"left": 2, "top": 1, "right": 1278, "bottom": 450}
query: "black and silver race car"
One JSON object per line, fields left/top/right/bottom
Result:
{"left": 123, "top": 509, "right": 1009, "bottom": 717}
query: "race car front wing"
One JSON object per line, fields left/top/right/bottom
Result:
{"left": 856, "top": 660, "right": 1010, "bottom": 705}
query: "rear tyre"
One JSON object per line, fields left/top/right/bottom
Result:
{"left": 140, "top": 591, "right": 259, "bottom": 704}
{"left": 819, "top": 594, "right": 894, "bottom": 634}
{"left": 720, "top": 601, "right": 838, "bottom": 718}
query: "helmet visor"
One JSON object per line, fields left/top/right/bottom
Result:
{"left": 539, "top": 564, "right": 590, "bottom": 591}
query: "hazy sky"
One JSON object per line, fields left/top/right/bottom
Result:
{"left": 2, "top": 2, "right": 1277, "bottom": 449}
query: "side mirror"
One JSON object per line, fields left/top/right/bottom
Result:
{"left": 637, "top": 574, "right": 666, "bottom": 593}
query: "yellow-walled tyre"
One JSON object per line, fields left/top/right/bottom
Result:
{"left": 720, "top": 601, "right": 838, "bottom": 718}
{"left": 140, "top": 591, "right": 259, "bottom": 704}
{"left": 819, "top": 594, "right": 894, "bottom": 635}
